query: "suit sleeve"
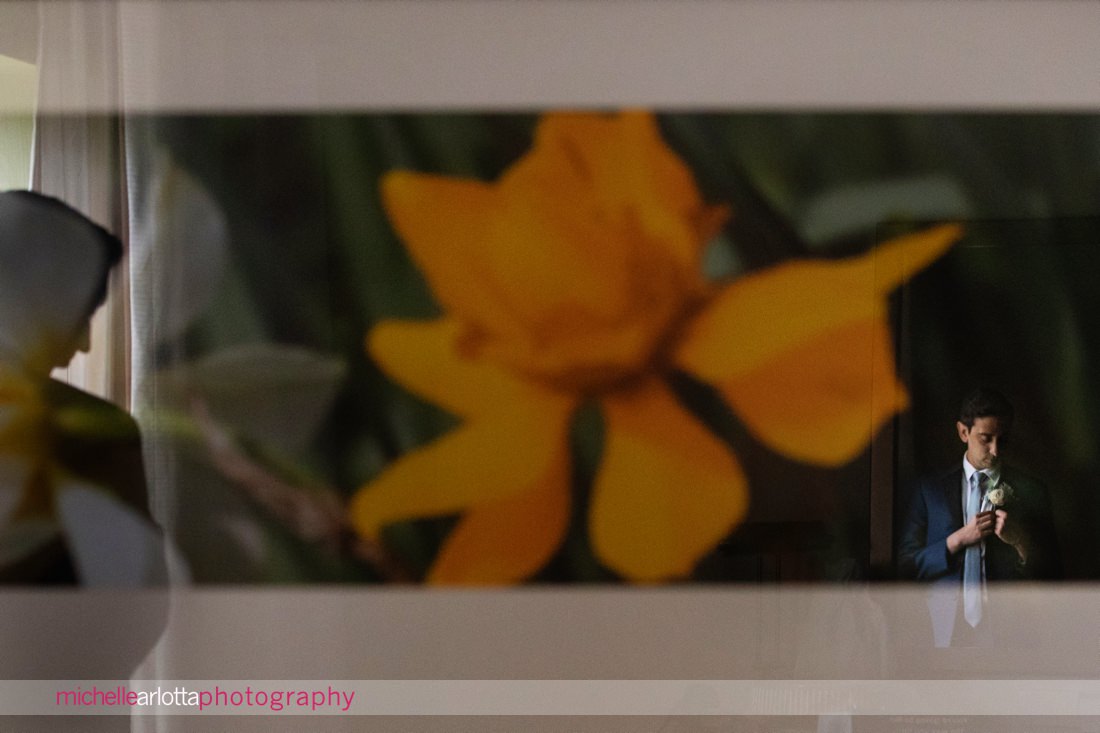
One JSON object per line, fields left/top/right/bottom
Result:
{"left": 898, "top": 480, "right": 960, "bottom": 580}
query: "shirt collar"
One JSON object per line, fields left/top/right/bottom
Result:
{"left": 963, "top": 455, "right": 1001, "bottom": 486}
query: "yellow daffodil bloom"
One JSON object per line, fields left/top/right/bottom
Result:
{"left": 350, "top": 112, "right": 960, "bottom": 584}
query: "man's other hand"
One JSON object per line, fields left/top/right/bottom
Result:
{"left": 994, "top": 509, "right": 1029, "bottom": 562}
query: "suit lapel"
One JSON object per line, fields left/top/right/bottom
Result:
{"left": 942, "top": 467, "right": 964, "bottom": 529}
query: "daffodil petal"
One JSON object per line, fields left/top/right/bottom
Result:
{"left": 426, "top": 455, "right": 570, "bottom": 585}
{"left": 349, "top": 396, "right": 573, "bottom": 539}
{"left": 384, "top": 168, "right": 605, "bottom": 337}
{"left": 591, "top": 378, "right": 748, "bottom": 581}
{"left": 720, "top": 319, "right": 906, "bottom": 466}
{"left": 369, "top": 318, "right": 559, "bottom": 419}
{"left": 515, "top": 112, "right": 727, "bottom": 269}
{"left": 868, "top": 224, "right": 964, "bottom": 295}
{"left": 674, "top": 225, "right": 958, "bottom": 467}
{"left": 675, "top": 224, "right": 960, "bottom": 380}
{"left": 381, "top": 172, "right": 537, "bottom": 343}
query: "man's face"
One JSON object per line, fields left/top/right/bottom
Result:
{"left": 957, "top": 416, "right": 1009, "bottom": 470}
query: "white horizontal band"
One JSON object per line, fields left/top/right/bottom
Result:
{"left": 4, "top": 0, "right": 1098, "bottom": 113}
{"left": 11, "top": 679, "right": 1100, "bottom": 716}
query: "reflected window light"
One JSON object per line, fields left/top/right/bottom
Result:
{"left": 0, "top": 52, "right": 36, "bottom": 191}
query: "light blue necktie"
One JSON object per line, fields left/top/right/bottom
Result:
{"left": 963, "top": 472, "right": 985, "bottom": 627}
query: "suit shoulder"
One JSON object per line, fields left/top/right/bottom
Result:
{"left": 906, "top": 467, "right": 959, "bottom": 511}
{"left": 917, "top": 466, "right": 960, "bottom": 490}
{"left": 1007, "top": 464, "right": 1047, "bottom": 488}
{"left": 1001, "top": 466, "right": 1053, "bottom": 503}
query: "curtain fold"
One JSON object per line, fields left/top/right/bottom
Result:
{"left": 32, "top": 0, "right": 131, "bottom": 408}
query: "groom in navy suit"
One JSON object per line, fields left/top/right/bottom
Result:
{"left": 899, "top": 388, "right": 1060, "bottom": 646}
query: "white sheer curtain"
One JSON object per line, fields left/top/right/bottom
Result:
{"left": 31, "top": 8, "right": 173, "bottom": 720}
{"left": 31, "top": 0, "right": 132, "bottom": 408}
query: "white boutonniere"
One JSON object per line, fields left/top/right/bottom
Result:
{"left": 985, "top": 481, "right": 1015, "bottom": 508}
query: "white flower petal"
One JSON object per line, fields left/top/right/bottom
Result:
{"left": 133, "top": 153, "right": 229, "bottom": 340}
{"left": 0, "top": 192, "right": 119, "bottom": 371}
{"left": 56, "top": 482, "right": 169, "bottom": 586}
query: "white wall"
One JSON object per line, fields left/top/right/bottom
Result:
{"left": 0, "top": 55, "right": 36, "bottom": 190}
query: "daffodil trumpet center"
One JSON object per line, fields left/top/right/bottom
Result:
{"left": 458, "top": 284, "right": 712, "bottom": 397}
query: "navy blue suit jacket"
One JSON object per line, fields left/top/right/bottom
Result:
{"left": 898, "top": 465, "right": 1060, "bottom": 583}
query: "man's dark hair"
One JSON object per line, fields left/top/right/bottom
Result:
{"left": 958, "top": 387, "right": 1014, "bottom": 428}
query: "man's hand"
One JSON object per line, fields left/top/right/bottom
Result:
{"left": 993, "top": 509, "right": 1029, "bottom": 563}
{"left": 946, "top": 510, "right": 995, "bottom": 554}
